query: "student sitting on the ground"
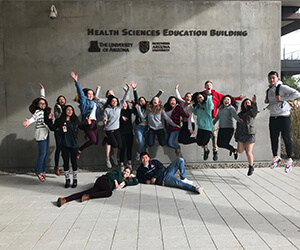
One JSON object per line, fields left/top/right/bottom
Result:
{"left": 136, "top": 152, "right": 202, "bottom": 194}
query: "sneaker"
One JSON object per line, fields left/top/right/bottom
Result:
{"left": 213, "top": 151, "right": 218, "bottom": 161}
{"left": 135, "top": 152, "right": 140, "bottom": 161}
{"left": 247, "top": 165, "right": 254, "bottom": 176}
{"left": 106, "top": 160, "right": 112, "bottom": 168}
{"left": 195, "top": 186, "right": 203, "bottom": 194}
{"left": 81, "top": 194, "right": 90, "bottom": 202}
{"left": 182, "top": 178, "right": 193, "bottom": 185}
{"left": 111, "top": 156, "right": 118, "bottom": 166}
{"left": 57, "top": 197, "right": 66, "bottom": 207}
{"left": 126, "top": 163, "right": 132, "bottom": 169}
{"left": 175, "top": 147, "right": 182, "bottom": 157}
{"left": 203, "top": 149, "right": 210, "bottom": 161}
{"left": 65, "top": 179, "right": 70, "bottom": 188}
{"left": 72, "top": 179, "right": 77, "bottom": 188}
{"left": 285, "top": 160, "right": 293, "bottom": 173}
{"left": 120, "top": 165, "right": 125, "bottom": 172}
{"left": 270, "top": 156, "right": 281, "bottom": 169}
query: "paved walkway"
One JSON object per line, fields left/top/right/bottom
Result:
{"left": 0, "top": 166, "right": 300, "bottom": 250}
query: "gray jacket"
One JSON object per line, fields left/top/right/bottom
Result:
{"left": 239, "top": 102, "right": 259, "bottom": 135}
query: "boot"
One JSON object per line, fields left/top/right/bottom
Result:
{"left": 65, "top": 179, "right": 70, "bottom": 188}
{"left": 72, "top": 179, "right": 77, "bottom": 188}
{"left": 54, "top": 166, "right": 60, "bottom": 176}
{"left": 57, "top": 197, "right": 66, "bottom": 207}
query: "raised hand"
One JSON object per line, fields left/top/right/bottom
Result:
{"left": 252, "top": 94, "right": 256, "bottom": 103}
{"left": 159, "top": 89, "right": 164, "bottom": 93}
{"left": 175, "top": 84, "right": 179, "bottom": 89}
{"left": 70, "top": 72, "right": 78, "bottom": 81}
{"left": 130, "top": 81, "right": 137, "bottom": 89}
{"left": 97, "top": 86, "right": 101, "bottom": 90}
{"left": 39, "top": 83, "right": 44, "bottom": 89}
{"left": 125, "top": 82, "right": 131, "bottom": 90}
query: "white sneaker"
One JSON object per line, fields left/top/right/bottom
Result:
{"left": 285, "top": 160, "right": 293, "bottom": 173}
{"left": 111, "top": 156, "right": 118, "bottom": 166}
{"left": 181, "top": 178, "right": 193, "bottom": 185}
{"left": 195, "top": 186, "right": 203, "bottom": 194}
{"left": 135, "top": 152, "right": 140, "bottom": 161}
{"left": 106, "top": 161, "right": 112, "bottom": 168}
{"left": 270, "top": 156, "right": 281, "bottom": 169}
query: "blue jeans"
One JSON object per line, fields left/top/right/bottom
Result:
{"left": 135, "top": 124, "right": 148, "bottom": 154}
{"left": 148, "top": 128, "right": 166, "bottom": 147}
{"left": 35, "top": 137, "right": 49, "bottom": 174}
{"left": 165, "top": 130, "right": 180, "bottom": 150}
{"left": 163, "top": 158, "right": 196, "bottom": 192}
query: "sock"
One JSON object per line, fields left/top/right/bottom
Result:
{"left": 65, "top": 170, "right": 70, "bottom": 180}
{"left": 73, "top": 171, "right": 78, "bottom": 180}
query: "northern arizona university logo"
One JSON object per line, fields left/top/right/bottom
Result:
{"left": 139, "top": 41, "right": 150, "bottom": 54}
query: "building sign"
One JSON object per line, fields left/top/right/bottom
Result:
{"left": 87, "top": 28, "right": 248, "bottom": 53}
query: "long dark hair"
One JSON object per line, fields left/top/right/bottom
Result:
{"left": 218, "top": 95, "right": 238, "bottom": 111}
{"left": 240, "top": 98, "right": 252, "bottom": 114}
{"left": 104, "top": 95, "right": 120, "bottom": 109}
{"left": 56, "top": 95, "right": 66, "bottom": 104}
{"left": 192, "top": 92, "right": 207, "bottom": 107}
{"left": 58, "top": 105, "right": 80, "bottom": 126}
{"left": 164, "top": 96, "right": 178, "bottom": 112}
{"left": 29, "top": 98, "right": 51, "bottom": 114}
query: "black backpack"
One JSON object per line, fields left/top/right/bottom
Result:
{"left": 265, "top": 82, "right": 289, "bottom": 101}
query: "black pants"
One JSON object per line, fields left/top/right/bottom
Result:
{"left": 65, "top": 175, "right": 112, "bottom": 202}
{"left": 217, "top": 128, "right": 235, "bottom": 152}
{"left": 62, "top": 146, "right": 78, "bottom": 172}
{"left": 106, "top": 129, "right": 122, "bottom": 149}
{"left": 120, "top": 133, "right": 133, "bottom": 162}
{"left": 269, "top": 116, "right": 292, "bottom": 158}
{"left": 178, "top": 122, "right": 197, "bottom": 144}
{"left": 196, "top": 129, "right": 212, "bottom": 147}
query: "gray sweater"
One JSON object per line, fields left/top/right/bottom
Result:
{"left": 103, "top": 88, "right": 130, "bottom": 131}
{"left": 213, "top": 105, "right": 240, "bottom": 128}
{"left": 137, "top": 106, "right": 177, "bottom": 130}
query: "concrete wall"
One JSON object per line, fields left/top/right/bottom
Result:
{"left": 0, "top": 1, "right": 281, "bottom": 169}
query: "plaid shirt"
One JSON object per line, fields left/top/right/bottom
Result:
{"left": 165, "top": 104, "right": 189, "bottom": 132}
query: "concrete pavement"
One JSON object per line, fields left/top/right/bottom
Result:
{"left": 0, "top": 166, "right": 300, "bottom": 250}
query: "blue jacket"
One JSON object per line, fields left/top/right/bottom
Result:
{"left": 75, "top": 81, "right": 101, "bottom": 124}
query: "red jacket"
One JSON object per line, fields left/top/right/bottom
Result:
{"left": 201, "top": 90, "right": 241, "bottom": 118}
{"left": 165, "top": 104, "right": 188, "bottom": 132}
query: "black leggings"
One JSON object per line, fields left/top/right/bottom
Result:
{"left": 62, "top": 146, "right": 78, "bottom": 172}
{"left": 120, "top": 133, "right": 133, "bottom": 162}
{"left": 269, "top": 116, "right": 292, "bottom": 158}
{"left": 178, "top": 122, "right": 197, "bottom": 144}
{"left": 196, "top": 129, "right": 212, "bottom": 147}
{"left": 217, "top": 128, "right": 235, "bottom": 152}
{"left": 106, "top": 129, "right": 122, "bottom": 149}
{"left": 64, "top": 175, "right": 112, "bottom": 202}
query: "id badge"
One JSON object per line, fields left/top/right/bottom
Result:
{"left": 63, "top": 125, "right": 67, "bottom": 133}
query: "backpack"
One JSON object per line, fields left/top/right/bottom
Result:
{"left": 265, "top": 82, "right": 289, "bottom": 101}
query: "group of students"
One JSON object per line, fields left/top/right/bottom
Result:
{"left": 23, "top": 70, "right": 300, "bottom": 190}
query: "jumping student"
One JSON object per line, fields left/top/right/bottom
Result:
{"left": 192, "top": 92, "right": 214, "bottom": 160}
{"left": 131, "top": 81, "right": 163, "bottom": 161}
{"left": 103, "top": 82, "right": 131, "bottom": 168}
{"left": 175, "top": 84, "right": 197, "bottom": 145}
{"left": 213, "top": 95, "right": 241, "bottom": 160}
{"left": 22, "top": 83, "right": 51, "bottom": 182}
{"left": 45, "top": 105, "right": 91, "bottom": 188}
{"left": 265, "top": 71, "right": 300, "bottom": 173}
{"left": 235, "top": 95, "right": 258, "bottom": 176}
{"left": 57, "top": 167, "right": 138, "bottom": 207}
{"left": 53, "top": 95, "right": 66, "bottom": 176}
{"left": 164, "top": 95, "right": 189, "bottom": 156}
{"left": 70, "top": 72, "right": 101, "bottom": 159}
{"left": 201, "top": 80, "right": 244, "bottom": 161}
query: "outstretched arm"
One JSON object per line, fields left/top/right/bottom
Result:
{"left": 39, "top": 83, "right": 45, "bottom": 99}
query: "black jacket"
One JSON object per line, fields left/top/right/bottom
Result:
{"left": 136, "top": 159, "right": 166, "bottom": 185}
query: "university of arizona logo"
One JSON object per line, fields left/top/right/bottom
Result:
{"left": 139, "top": 41, "right": 150, "bottom": 54}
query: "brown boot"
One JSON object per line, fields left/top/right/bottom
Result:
{"left": 57, "top": 197, "right": 66, "bottom": 207}
{"left": 54, "top": 166, "right": 60, "bottom": 176}
{"left": 81, "top": 194, "right": 90, "bottom": 202}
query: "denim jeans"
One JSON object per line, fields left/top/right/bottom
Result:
{"left": 135, "top": 124, "right": 148, "bottom": 154}
{"left": 148, "top": 128, "right": 166, "bottom": 147}
{"left": 165, "top": 130, "right": 180, "bottom": 150}
{"left": 163, "top": 158, "right": 196, "bottom": 192}
{"left": 35, "top": 136, "right": 49, "bottom": 174}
